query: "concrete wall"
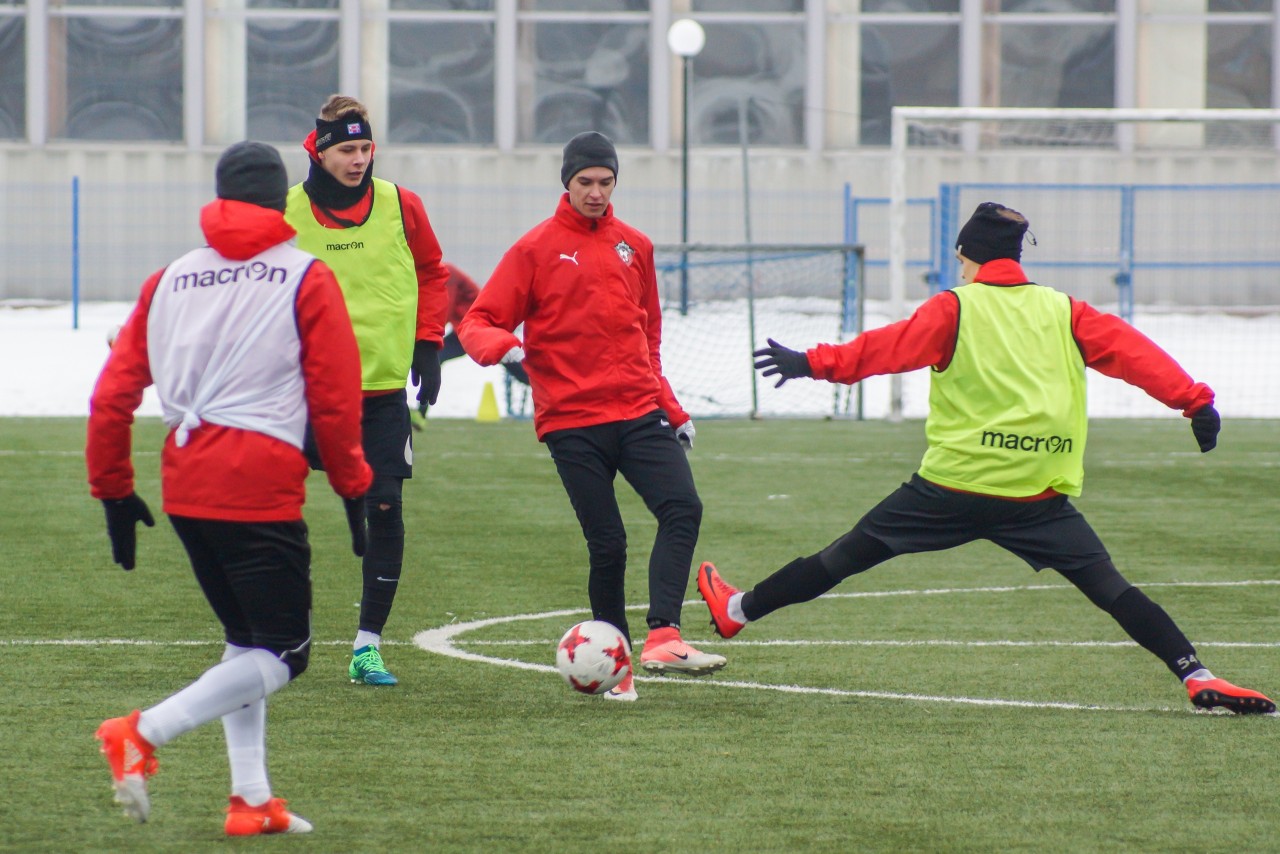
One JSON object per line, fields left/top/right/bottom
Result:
{"left": 4, "top": 142, "right": 1280, "bottom": 304}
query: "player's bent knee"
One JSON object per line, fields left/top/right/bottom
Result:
{"left": 1059, "top": 559, "right": 1132, "bottom": 611}
{"left": 278, "top": 637, "right": 311, "bottom": 681}
{"left": 588, "top": 544, "right": 628, "bottom": 572}
{"left": 366, "top": 476, "right": 403, "bottom": 511}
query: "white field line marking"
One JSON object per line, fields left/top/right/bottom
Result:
{"left": 10, "top": 637, "right": 1277, "bottom": 651}
{"left": 0, "top": 639, "right": 416, "bottom": 647}
{"left": 460, "top": 639, "right": 1280, "bottom": 649}
{"left": 411, "top": 581, "right": 1280, "bottom": 715}
{"left": 813, "top": 578, "right": 1280, "bottom": 600}
{"left": 0, "top": 449, "right": 159, "bottom": 457}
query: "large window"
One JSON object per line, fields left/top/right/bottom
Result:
{"left": 49, "top": 1, "right": 183, "bottom": 142}
{"left": 0, "top": 9, "right": 23, "bottom": 139}
{"left": 244, "top": 0, "right": 339, "bottom": 142}
{"left": 9, "top": 0, "right": 1280, "bottom": 149}
{"left": 387, "top": 0, "right": 494, "bottom": 144}
{"left": 517, "top": 8, "right": 650, "bottom": 144}
{"left": 691, "top": 21, "right": 805, "bottom": 145}
{"left": 389, "top": 20, "right": 496, "bottom": 143}
{"left": 996, "top": 22, "right": 1114, "bottom": 109}
{"left": 860, "top": 23, "right": 959, "bottom": 145}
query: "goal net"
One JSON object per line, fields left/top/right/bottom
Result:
{"left": 653, "top": 244, "right": 864, "bottom": 419}
{"left": 885, "top": 107, "right": 1280, "bottom": 420}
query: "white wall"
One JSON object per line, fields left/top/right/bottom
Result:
{"left": 5, "top": 143, "right": 1280, "bottom": 302}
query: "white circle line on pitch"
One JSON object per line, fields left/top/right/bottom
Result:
{"left": 410, "top": 580, "right": 1280, "bottom": 715}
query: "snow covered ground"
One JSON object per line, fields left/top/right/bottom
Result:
{"left": 2, "top": 299, "right": 1276, "bottom": 420}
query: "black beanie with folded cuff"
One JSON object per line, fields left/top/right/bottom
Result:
{"left": 955, "top": 202, "right": 1030, "bottom": 264}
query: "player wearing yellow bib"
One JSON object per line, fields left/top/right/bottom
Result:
{"left": 699, "top": 202, "right": 1273, "bottom": 715}
{"left": 285, "top": 94, "right": 451, "bottom": 686}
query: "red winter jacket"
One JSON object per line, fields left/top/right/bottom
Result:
{"left": 806, "top": 258, "right": 1214, "bottom": 416}
{"left": 458, "top": 194, "right": 689, "bottom": 439}
{"left": 87, "top": 199, "right": 372, "bottom": 522}
{"left": 444, "top": 263, "right": 480, "bottom": 328}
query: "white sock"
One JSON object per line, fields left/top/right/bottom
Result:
{"left": 1184, "top": 668, "right": 1215, "bottom": 683}
{"left": 137, "top": 648, "right": 290, "bottom": 747}
{"left": 727, "top": 592, "right": 748, "bottom": 625}
{"left": 354, "top": 630, "right": 381, "bottom": 651}
{"left": 219, "top": 644, "right": 272, "bottom": 806}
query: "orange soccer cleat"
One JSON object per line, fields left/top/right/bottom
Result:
{"left": 697, "top": 561, "right": 746, "bottom": 639}
{"left": 1186, "top": 677, "right": 1276, "bottom": 715}
{"left": 639, "top": 626, "right": 726, "bottom": 676}
{"left": 225, "top": 796, "right": 314, "bottom": 836}
{"left": 95, "top": 710, "right": 158, "bottom": 823}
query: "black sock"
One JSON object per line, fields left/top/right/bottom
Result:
{"left": 1108, "top": 587, "right": 1201, "bottom": 680}
{"left": 646, "top": 618, "right": 679, "bottom": 631}
{"left": 742, "top": 555, "right": 839, "bottom": 622}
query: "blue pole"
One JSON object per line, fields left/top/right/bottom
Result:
{"left": 1116, "top": 185, "right": 1135, "bottom": 324}
{"left": 842, "top": 183, "right": 858, "bottom": 336}
{"left": 938, "top": 184, "right": 957, "bottom": 292}
{"left": 72, "top": 175, "right": 80, "bottom": 330}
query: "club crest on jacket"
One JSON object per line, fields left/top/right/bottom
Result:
{"left": 614, "top": 241, "right": 634, "bottom": 266}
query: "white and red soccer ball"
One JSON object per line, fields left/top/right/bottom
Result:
{"left": 555, "top": 620, "right": 631, "bottom": 695}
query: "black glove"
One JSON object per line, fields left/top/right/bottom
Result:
{"left": 1190, "top": 403, "right": 1220, "bottom": 453}
{"left": 102, "top": 493, "right": 155, "bottom": 571}
{"left": 343, "top": 496, "right": 367, "bottom": 557}
{"left": 752, "top": 337, "right": 812, "bottom": 388}
{"left": 410, "top": 340, "right": 441, "bottom": 415}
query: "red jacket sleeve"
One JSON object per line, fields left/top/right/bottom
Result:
{"left": 296, "top": 261, "right": 374, "bottom": 499}
{"left": 807, "top": 292, "right": 960, "bottom": 384}
{"left": 456, "top": 243, "right": 530, "bottom": 365}
{"left": 1070, "top": 299, "right": 1214, "bottom": 415}
{"left": 445, "top": 264, "right": 481, "bottom": 328}
{"left": 636, "top": 243, "right": 689, "bottom": 426}
{"left": 400, "top": 186, "right": 450, "bottom": 347}
{"left": 87, "top": 271, "right": 162, "bottom": 500}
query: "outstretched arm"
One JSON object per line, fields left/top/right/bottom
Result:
{"left": 805, "top": 291, "right": 961, "bottom": 385}
{"left": 1070, "top": 299, "right": 1214, "bottom": 415}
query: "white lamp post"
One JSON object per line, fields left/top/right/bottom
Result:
{"left": 667, "top": 18, "right": 705, "bottom": 315}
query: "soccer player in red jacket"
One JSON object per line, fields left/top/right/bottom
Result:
{"left": 87, "top": 142, "right": 373, "bottom": 834}
{"left": 436, "top": 263, "right": 529, "bottom": 387}
{"left": 459, "top": 132, "right": 724, "bottom": 701}
{"left": 702, "top": 202, "right": 1273, "bottom": 715}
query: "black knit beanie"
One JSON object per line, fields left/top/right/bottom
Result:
{"left": 560, "top": 131, "right": 618, "bottom": 188}
{"left": 216, "top": 141, "right": 288, "bottom": 212}
{"left": 955, "top": 202, "right": 1029, "bottom": 264}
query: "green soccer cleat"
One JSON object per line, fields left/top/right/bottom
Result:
{"left": 349, "top": 645, "right": 398, "bottom": 686}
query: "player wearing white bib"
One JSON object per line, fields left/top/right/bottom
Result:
{"left": 87, "top": 142, "right": 373, "bottom": 834}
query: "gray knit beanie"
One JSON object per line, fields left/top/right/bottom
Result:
{"left": 560, "top": 131, "right": 619, "bottom": 188}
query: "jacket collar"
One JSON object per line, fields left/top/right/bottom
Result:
{"left": 554, "top": 193, "right": 614, "bottom": 233}
{"left": 199, "top": 199, "right": 297, "bottom": 261}
{"left": 973, "top": 258, "right": 1030, "bottom": 286}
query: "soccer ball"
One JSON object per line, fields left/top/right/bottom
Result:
{"left": 555, "top": 620, "right": 631, "bottom": 695}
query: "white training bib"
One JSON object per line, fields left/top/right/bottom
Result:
{"left": 148, "top": 243, "right": 315, "bottom": 449}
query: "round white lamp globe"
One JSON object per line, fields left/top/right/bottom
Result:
{"left": 667, "top": 18, "right": 706, "bottom": 58}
